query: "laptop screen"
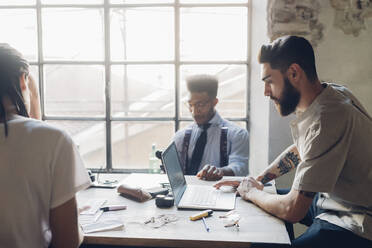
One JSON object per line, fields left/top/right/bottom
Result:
{"left": 161, "top": 142, "right": 186, "bottom": 205}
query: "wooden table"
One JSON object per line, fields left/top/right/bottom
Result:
{"left": 77, "top": 174, "right": 290, "bottom": 248}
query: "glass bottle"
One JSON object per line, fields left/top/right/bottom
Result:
{"left": 149, "top": 143, "right": 160, "bottom": 173}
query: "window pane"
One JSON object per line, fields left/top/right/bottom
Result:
{"left": 42, "top": 0, "right": 103, "bottom": 4}
{"left": 0, "top": 0, "right": 35, "bottom": 5}
{"left": 235, "top": 121, "right": 247, "bottom": 129}
{"left": 110, "top": 8, "right": 174, "bottom": 61}
{"left": 111, "top": 65, "right": 174, "bottom": 117}
{"left": 46, "top": 120, "right": 106, "bottom": 169}
{"left": 112, "top": 121, "right": 174, "bottom": 169}
{"left": 179, "top": 121, "right": 193, "bottom": 130}
{"left": 181, "top": 7, "right": 247, "bottom": 61}
{"left": 0, "top": 9, "right": 37, "bottom": 62}
{"left": 29, "top": 66, "right": 39, "bottom": 84}
{"left": 44, "top": 65, "right": 105, "bottom": 117}
{"left": 29, "top": 65, "right": 39, "bottom": 92}
{"left": 42, "top": 8, "right": 104, "bottom": 61}
{"left": 180, "top": 64, "right": 247, "bottom": 118}
{"left": 111, "top": 0, "right": 173, "bottom": 3}
{"left": 180, "top": 121, "right": 246, "bottom": 130}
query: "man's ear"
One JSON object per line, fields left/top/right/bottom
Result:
{"left": 19, "top": 73, "right": 28, "bottom": 91}
{"left": 287, "top": 64, "right": 302, "bottom": 85}
{"left": 213, "top": 98, "right": 218, "bottom": 106}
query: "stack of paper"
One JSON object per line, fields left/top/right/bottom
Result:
{"left": 79, "top": 199, "right": 124, "bottom": 233}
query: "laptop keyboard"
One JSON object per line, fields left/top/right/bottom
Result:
{"left": 183, "top": 186, "right": 220, "bottom": 206}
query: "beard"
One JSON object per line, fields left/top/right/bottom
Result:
{"left": 193, "top": 108, "right": 215, "bottom": 125}
{"left": 272, "top": 76, "right": 300, "bottom": 116}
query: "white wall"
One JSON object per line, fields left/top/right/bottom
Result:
{"left": 248, "top": 0, "right": 270, "bottom": 176}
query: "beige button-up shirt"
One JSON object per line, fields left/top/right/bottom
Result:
{"left": 291, "top": 83, "right": 372, "bottom": 241}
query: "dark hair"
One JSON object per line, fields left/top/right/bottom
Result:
{"left": 0, "top": 43, "right": 30, "bottom": 136}
{"left": 186, "top": 74, "right": 218, "bottom": 99}
{"left": 258, "top": 36, "right": 318, "bottom": 82}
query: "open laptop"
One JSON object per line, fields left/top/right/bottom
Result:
{"left": 161, "top": 142, "right": 236, "bottom": 210}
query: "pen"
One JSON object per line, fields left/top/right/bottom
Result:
{"left": 202, "top": 217, "right": 210, "bottom": 232}
{"left": 100, "top": 205, "right": 127, "bottom": 212}
{"left": 94, "top": 210, "right": 104, "bottom": 222}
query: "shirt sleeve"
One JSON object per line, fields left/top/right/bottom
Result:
{"left": 226, "top": 128, "right": 249, "bottom": 176}
{"left": 173, "top": 129, "right": 185, "bottom": 156}
{"left": 293, "top": 109, "right": 354, "bottom": 193}
{"left": 50, "top": 131, "right": 91, "bottom": 209}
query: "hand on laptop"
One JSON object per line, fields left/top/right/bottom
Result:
{"left": 197, "top": 165, "right": 224, "bottom": 181}
{"left": 213, "top": 180, "right": 241, "bottom": 189}
{"left": 214, "top": 176, "right": 264, "bottom": 199}
{"left": 237, "top": 176, "right": 264, "bottom": 201}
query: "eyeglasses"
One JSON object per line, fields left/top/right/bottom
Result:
{"left": 185, "top": 99, "right": 211, "bottom": 110}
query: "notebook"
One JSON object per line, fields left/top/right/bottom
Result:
{"left": 161, "top": 142, "right": 236, "bottom": 210}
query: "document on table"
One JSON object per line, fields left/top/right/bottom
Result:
{"left": 80, "top": 211, "right": 124, "bottom": 234}
{"left": 79, "top": 198, "right": 107, "bottom": 215}
{"left": 79, "top": 198, "right": 124, "bottom": 233}
{"left": 119, "top": 173, "right": 168, "bottom": 189}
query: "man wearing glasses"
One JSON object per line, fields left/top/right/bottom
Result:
{"left": 173, "top": 74, "right": 249, "bottom": 181}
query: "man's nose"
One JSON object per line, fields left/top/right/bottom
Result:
{"left": 264, "top": 83, "right": 271, "bottom": 97}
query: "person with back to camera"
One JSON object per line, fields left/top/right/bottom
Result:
{"left": 215, "top": 36, "right": 372, "bottom": 247}
{"left": 173, "top": 74, "right": 249, "bottom": 181}
{"left": 0, "top": 43, "right": 91, "bottom": 248}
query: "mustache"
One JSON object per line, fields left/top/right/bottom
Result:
{"left": 270, "top": 96, "right": 279, "bottom": 102}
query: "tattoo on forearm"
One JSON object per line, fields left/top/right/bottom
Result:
{"left": 261, "top": 173, "right": 277, "bottom": 184}
{"left": 287, "top": 151, "right": 300, "bottom": 167}
{"left": 299, "top": 190, "right": 316, "bottom": 199}
{"left": 278, "top": 159, "right": 292, "bottom": 175}
{"left": 277, "top": 151, "right": 301, "bottom": 175}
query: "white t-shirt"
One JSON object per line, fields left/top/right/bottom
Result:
{"left": 0, "top": 116, "right": 91, "bottom": 248}
{"left": 291, "top": 83, "right": 372, "bottom": 241}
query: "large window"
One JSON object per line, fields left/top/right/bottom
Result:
{"left": 2, "top": 0, "right": 250, "bottom": 172}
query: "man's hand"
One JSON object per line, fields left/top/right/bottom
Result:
{"left": 255, "top": 175, "right": 264, "bottom": 182}
{"left": 196, "top": 165, "right": 224, "bottom": 181}
{"left": 213, "top": 180, "right": 241, "bottom": 189}
{"left": 237, "top": 176, "right": 264, "bottom": 201}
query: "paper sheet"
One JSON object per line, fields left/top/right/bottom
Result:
{"left": 119, "top": 173, "right": 168, "bottom": 189}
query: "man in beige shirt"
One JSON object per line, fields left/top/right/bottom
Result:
{"left": 215, "top": 36, "right": 372, "bottom": 247}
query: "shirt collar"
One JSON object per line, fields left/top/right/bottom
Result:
{"left": 208, "top": 111, "right": 223, "bottom": 126}
{"left": 195, "top": 110, "right": 223, "bottom": 128}
{"left": 291, "top": 83, "right": 330, "bottom": 125}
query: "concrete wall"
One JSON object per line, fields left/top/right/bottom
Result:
{"left": 316, "top": 1, "right": 372, "bottom": 114}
